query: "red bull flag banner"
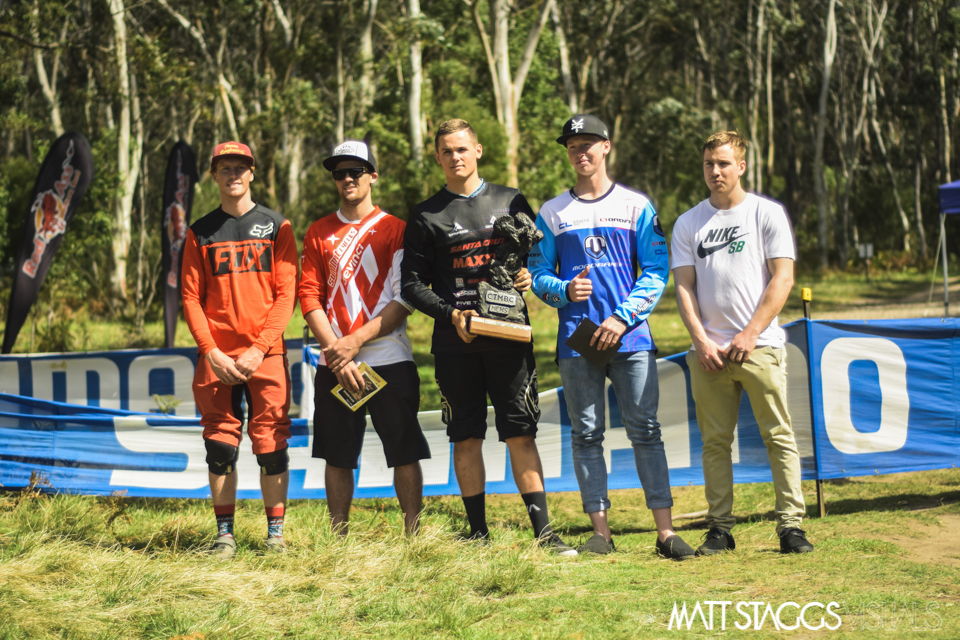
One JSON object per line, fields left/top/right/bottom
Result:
{"left": 161, "top": 141, "right": 198, "bottom": 348}
{"left": 2, "top": 132, "right": 94, "bottom": 354}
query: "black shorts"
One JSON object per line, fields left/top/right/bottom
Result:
{"left": 434, "top": 345, "right": 540, "bottom": 443}
{"left": 312, "top": 360, "right": 431, "bottom": 469}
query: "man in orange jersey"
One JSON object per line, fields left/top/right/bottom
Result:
{"left": 181, "top": 141, "right": 299, "bottom": 558}
{"left": 300, "top": 140, "right": 430, "bottom": 536}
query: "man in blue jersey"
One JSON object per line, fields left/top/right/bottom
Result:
{"left": 529, "top": 115, "right": 695, "bottom": 559}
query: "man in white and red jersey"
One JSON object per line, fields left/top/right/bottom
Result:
{"left": 182, "top": 141, "right": 299, "bottom": 558}
{"left": 300, "top": 140, "right": 430, "bottom": 536}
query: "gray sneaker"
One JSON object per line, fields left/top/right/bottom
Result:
{"left": 577, "top": 533, "right": 615, "bottom": 555}
{"left": 211, "top": 535, "right": 237, "bottom": 559}
{"left": 264, "top": 536, "right": 286, "bottom": 553}
{"left": 538, "top": 533, "right": 578, "bottom": 556}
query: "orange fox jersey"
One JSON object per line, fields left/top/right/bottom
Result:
{"left": 181, "top": 204, "right": 298, "bottom": 357}
{"left": 299, "top": 208, "right": 413, "bottom": 366}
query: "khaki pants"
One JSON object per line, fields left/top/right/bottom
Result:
{"left": 686, "top": 346, "right": 805, "bottom": 533}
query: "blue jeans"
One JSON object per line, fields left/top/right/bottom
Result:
{"left": 559, "top": 351, "right": 674, "bottom": 513}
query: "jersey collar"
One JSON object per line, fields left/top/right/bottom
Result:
{"left": 570, "top": 182, "right": 616, "bottom": 203}
{"left": 444, "top": 179, "right": 486, "bottom": 199}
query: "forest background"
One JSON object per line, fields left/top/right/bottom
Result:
{"left": 0, "top": 0, "right": 959, "bottom": 352}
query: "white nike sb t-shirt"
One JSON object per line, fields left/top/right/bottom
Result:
{"left": 670, "top": 193, "right": 795, "bottom": 349}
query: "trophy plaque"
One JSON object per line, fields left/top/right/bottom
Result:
{"left": 468, "top": 214, "right": 543, "bottom": 343}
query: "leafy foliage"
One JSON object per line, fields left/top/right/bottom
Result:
{"left": 0, "top": 0, "right": 958, "bottom": 351}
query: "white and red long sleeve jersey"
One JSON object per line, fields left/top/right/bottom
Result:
{"left": 299, "top": 207, "right": 414, "bottom": 367}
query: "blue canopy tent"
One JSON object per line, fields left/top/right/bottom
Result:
{"left": 937, "top": 180, "right": 960, "bottom": 315}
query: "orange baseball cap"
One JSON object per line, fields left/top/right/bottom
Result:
{"left": 210, "top": 141, "right": 255, "bottom": 170}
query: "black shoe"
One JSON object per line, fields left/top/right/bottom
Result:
{"left": 460, "top": 530, "right": 490, "bottom": 545}
{"left": 656, "top": 534, "right": 696, "bottom": 561}
{"left": 538, "top": 533, "right": 578, "bottom": 556}
{"left": 779, "top": 528, "right": 814, "bottom": 554}
{"left": 577, "top": 533, "right": 615, "bottom": 555}
{"left": 696, "top": 527, "right": 736, "bottom": 556}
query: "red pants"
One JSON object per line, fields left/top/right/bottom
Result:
{"left": 194, "top": 353, "right": 292, "bottom": 454}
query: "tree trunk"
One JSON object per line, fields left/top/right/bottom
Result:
{"left": 869, "top": 83, "right": 911, "bottom": 253}
{"left": 933, "top": 12, "right": 953, "bottom": 183}
{"left": 407, "top": 0, "right": 424, "bottom": 164}
{"left": 31, "top": 1, "right": 65, "bottom": 137}
{"left": 747, "top": 0, "right": 766, "bottom": 193}
{"left": 915, "top": 155, "right": 926, "bottom": 259}
{"left": 286, "top": 129, "right": 302, "bottom": 208}
{"left": 814, "top": 0, "right": 837, "bottom": 270}
{"left": 358, "top": 0, "right": 379, "bottom": 120}
{"left": 694, "top": 15, "right": 720, "bottom": 130}
{"left": 481, "top": 0, "right": 554, "bottom": 187}
{"left": 766, "top": 27, "right": 775, "bottom": 183}
{"left": 109, "top": 0, "right": 144, "bottom": 300}
{"left": 335, "top": 0, "right": 345, "bottom": 142}
{"left": 552, "top": 1, "right": 577, "bottom": 113}
{"left": 156, "top": 0, "right": 243, "bottom": 142}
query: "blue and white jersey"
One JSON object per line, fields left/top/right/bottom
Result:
{"left": 529, "top": 183, "right": 668, "bottom": 359}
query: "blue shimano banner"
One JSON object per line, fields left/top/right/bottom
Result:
{"left": 807, "top": 318, "right": 960, "bottom": 479}
{"left": 0, "top": 341, "right": 308, "bottom": 417}
{"left": 0, "top": 320, "right": 957, "bottom": 499}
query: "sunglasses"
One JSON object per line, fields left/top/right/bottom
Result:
{"left": 332, "top": 167, "right": 371, "bottom": 181}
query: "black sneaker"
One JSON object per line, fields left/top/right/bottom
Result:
{"left": 538, "top": 533, "right": 578, "bottom": 556}
{"left": 460, "top": 530, "right": 491, "bottom": 545}
{"left": 696, "top": 527, "right": 736, "bottom": 556}
{"left": 656, "top": 534, "right": 696, "bottom": 561}
{"left": 779, "top": 528, "right": 814, "bottom": 554}
{"left": 577, "top": 533, "right": 615, "bottom": 555}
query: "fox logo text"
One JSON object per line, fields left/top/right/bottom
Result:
{"left": 584, "top": 235, "right": 608, "bottom": 260}
{"left": 208, "top": 242, "right": 273, "bottom": 275}
{"left": 23, "top": 141, "right": 81, "bottom": 278}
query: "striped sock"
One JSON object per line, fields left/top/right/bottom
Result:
{"left": 266, "top": 505, "right": 285, "bottom": 539}
{"left": 214, "top": 504, "right": 235, "bottom": 538}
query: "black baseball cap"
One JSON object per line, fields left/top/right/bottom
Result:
{"left": 322, "top": 140, "right": 377, "bottom": 172}
{"left": 557, "top": 114, "right": 610, "bottom": 145}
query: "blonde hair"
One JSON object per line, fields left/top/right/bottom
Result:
{"left": 701, "top": 131, "right": 747, "bottom": 162}
{"left": 434, "top": 119, "right": 479, "bottom": 150}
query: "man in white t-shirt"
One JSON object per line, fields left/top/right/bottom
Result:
{"left": 671, "top": 131, "right": 813, "bottom": 555}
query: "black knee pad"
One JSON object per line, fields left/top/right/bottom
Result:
{"left": 256, "top": 448, "right": 289, "bottom": 476}
{"left": 205, "top": 439, "right": 239, "bottom": 476}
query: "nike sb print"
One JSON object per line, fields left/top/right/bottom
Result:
{"left": 670, "top": 193, "right": 795, "bottom": 350}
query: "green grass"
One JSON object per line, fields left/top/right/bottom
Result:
{"left": 1, "top": 469, "right": 958, "bottom": 638}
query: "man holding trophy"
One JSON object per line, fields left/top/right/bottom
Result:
{"left": 401, "top": 119, "right": 576, "bottom": 555}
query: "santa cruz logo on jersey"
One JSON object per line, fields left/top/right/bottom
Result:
{"left": 697, "top": 226, "right": 750, "bottom": 258}
{"left": 584, "top": 235, "right": 608, "bottom": 259}
{"left": 208, "top": 241, "right": 273, "bottom": 275}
